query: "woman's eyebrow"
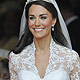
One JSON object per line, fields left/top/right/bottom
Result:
{"left": 39, "top": 14, "right": 48, "bottom": 16}
{"left": 29, "top": 14, "right": 48, "bottom": 17}
{"left": 29, "top": 14, "right": 34, "bottom": 16}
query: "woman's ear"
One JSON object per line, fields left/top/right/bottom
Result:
{"left": 52, "top": 18, "right": 56, "bottom": 26}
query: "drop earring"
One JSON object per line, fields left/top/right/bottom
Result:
{"left": 52, "top": 25, "right": 54, "bottom": 31}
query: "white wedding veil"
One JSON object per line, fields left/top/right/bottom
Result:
{"left": 19, "top": 0, "right": 72, "bottom": 49}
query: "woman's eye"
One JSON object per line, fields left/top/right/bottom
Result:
{"left": 41, "top": 17, "right": 47, "bottom": 19}
{"left": 29, "top": 17, "right": 35, "bottom": 20}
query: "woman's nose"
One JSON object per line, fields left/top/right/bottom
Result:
{"left": 35, "top": 18, "right": 41, "bottom": 26}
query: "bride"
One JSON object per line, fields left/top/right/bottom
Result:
{"left": 9, "top": 0, "right": 80, "bottom": 80}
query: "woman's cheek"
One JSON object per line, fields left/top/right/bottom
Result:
{"left": 28, "top": 20, "right": 32, "bottom": 28}
{"left": 42, "top": 21, "right": 52, "bottom": 27}
{"left": 28, "top": 20, "right": 34, "bottom": 32}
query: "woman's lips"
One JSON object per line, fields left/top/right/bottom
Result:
{"left": 34, "top": 28, "right": 44, "bottom": 32}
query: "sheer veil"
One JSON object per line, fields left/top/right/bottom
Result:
{"left": 19, "top": 0, "right": 72, "bottom": 49}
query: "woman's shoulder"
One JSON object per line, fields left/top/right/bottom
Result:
{"left": 54, "top": 42, "right": 79, "bottom": 58}
{"left": 9, "top": 51, "right": 20, "bottom": 63}
{"left": 9, "top": 42, "right": 34, "bottom": 59}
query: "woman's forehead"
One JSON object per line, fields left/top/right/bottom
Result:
{"left": 29, "top": 5, "right": 50, "bottom": 15}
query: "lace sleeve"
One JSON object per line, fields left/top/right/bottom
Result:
{"left": 9, "top": 52, "right": 17, "bottom": 80}
{"left": 70, "top": 51, "right": 80, "bottom": 80}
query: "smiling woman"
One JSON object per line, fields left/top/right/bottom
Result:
{"left": 28, "top": 5, "right": 56, "bottom": 39}
{"left": 9, "top": 0, "right": 80, "bottom": 80}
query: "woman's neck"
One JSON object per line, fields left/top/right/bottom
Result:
{"left": 34, "top": 35, "right": 52, "bottom": 51}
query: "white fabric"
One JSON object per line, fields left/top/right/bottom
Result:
{"left": 9, "top": 39, "right": 80, "bottom": 80}
{"left": 19, "top": 0, "right": 72, "bottom": 49}
{"left": 17, "top": 69, "right": 70, "bottom": 80}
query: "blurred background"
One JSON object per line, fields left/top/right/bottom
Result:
{"left": 0, "top": 0, "right": 26, "bottom": 79}
{"left": 0, "top": 0, "right": 80, "bottom": 79}
{"left": 56, "top": 0, "right": 80, "bottom": 57}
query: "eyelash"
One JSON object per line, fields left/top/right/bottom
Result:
{"left": 29, "top": 17, "right": 35, "bottom": 20}
{"left": 29, "top": 16, "right": 47, "bottom": 20}
{"left": 40, "top": 17, "right": 47, "bottom": 19}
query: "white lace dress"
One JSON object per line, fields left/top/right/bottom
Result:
{"left": 9, "top": 39, "right": 80, "bottom": 80}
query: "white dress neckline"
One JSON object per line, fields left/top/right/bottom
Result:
{"left": 32, "top": 38, "right": 55, "bottom": 79}
{"left": 9, "top": 38, "right": 80, "bottom": 80}
{"left": 18, "top": 69, "right": 70, "bottom": 80}
{"left": 28, "top": 38, "right": 70, "bottom": 79}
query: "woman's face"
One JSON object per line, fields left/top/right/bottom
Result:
{"left": 28, "top": 5, "right": 56, "bottom": 39}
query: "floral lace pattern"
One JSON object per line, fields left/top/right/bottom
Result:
{"left": 9, "top": 39, "right": 80, "bottom": 80}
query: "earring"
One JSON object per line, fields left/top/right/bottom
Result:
{"left": 52, "top": 25, "right": 54, "bottom": 31}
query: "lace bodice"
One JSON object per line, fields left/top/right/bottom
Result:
{"left": 9, "top": 40, "right": 80, "bottom": 80}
